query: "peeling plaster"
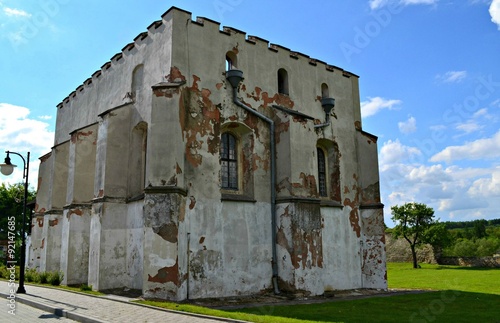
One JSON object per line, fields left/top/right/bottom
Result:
{"left": 148, "top": 257, "right": 180, "bottom": 285}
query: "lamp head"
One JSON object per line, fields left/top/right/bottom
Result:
{"left": 0, "top": 154, "right": 16, "bottom": 176}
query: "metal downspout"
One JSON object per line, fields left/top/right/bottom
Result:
{"left": 229, "top": 84, "right": 280, "bottom": 295}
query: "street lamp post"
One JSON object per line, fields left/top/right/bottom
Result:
{"left": 0, "top": 150, "right": 30, "bottom": 294}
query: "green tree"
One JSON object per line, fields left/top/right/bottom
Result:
{"left": 391, "top": 202, "right": 436, "bottom": 269}
{"left": 472, "top": 220, "right": 487, "bottom": 239}
{"left": 0, "top": 183, "right": 36, "bottom": 263}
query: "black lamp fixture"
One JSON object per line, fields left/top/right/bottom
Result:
{"left": 0, "top": 150, "right": 30, "bottom": 294}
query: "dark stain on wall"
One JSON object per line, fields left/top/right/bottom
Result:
{"left": 148, "top": 258, "right": 179, "bottom": 285}
{"left": 277, "top": 203, "right": 323, "bottom": 271}
{"left": 154, "top": 222, "right": 178, "bottom": 243}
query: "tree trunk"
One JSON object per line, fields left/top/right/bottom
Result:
{"left": 410, "top": 245, "right": 418, "bottom": 269}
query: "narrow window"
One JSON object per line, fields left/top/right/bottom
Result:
{"left": 278, "top": 68, "right": 289, "bottom": 95}
{"left": 221, "top": 133, "right": 238, "bottom": 190}
{"left": 317, "top": 147, "right": 327, "bottom": 197}
{"left": 226, "top": 51, "right": 237, "bottom": 71}
{"left": 131, "top": 64, "right": 144, "bottom": 102}
{"left": 321, "top": 83, "right": 329, "bottom": 98}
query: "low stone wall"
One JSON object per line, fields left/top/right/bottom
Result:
{"left": 437, "top": 256, "right": 500, "bottom": 268}
{"left": 385, "top": 234, "right": 438, "bottom": 264}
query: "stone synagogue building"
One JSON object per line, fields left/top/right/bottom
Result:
{"left": 30, "top": 7, "right": 387, "bottom": 300}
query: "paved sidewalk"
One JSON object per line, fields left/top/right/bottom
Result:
{"left": 0, "top": 281, "right": 243, "bottom": 323}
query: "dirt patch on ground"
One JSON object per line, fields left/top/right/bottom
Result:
{"left": 183, "top": 288, "right": 430, "bottom": 310}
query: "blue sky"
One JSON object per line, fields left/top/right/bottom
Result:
{"left": 1, "top": 0, "right": 499, "bottom": 226}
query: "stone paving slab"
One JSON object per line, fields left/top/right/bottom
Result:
{"left": 2, "top": 301, "right": 77, "bottom": 322}
{"left": 0, "top": 281, "right": 244, "bottom": 323}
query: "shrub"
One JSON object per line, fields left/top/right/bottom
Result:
{"left": 47, "top": 271, "right": 64, "bottom": 286}
{"left": 80, "top": 284, "right": 93, "bottom": 291}
{"left": 38, "top": 271, "right": 49, "bottom": 284}
{"left": 25, "top": 268, "right": 39, "bottom": 283}
{"left": 0, "top": 265, "right": 19, "bottom": 280}
{"left": 0, "top": 265, "right": 8, "bottom": 279}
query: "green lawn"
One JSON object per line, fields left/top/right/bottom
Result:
{"left": 137, "top": 262, "right": 500, "bottom": 323}
{"left": 387, "top": 262, "right": 500, "bottom": 294}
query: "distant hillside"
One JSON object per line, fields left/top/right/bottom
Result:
{"left": 443, "top": 218, "right": 500, "bottom": 230}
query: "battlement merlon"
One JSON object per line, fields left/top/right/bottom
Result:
{"left": 56, "top": 6, "right": 358, "bottom": 109}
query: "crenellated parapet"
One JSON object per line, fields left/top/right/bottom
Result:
{"left": 56, "top": 6, "right": 357, "bottom": 110}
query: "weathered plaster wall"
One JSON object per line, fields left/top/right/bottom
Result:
{"left": 89, "top": 202, "right": 129, "bottom": 290}
{"left": 60, "top": 206, "right": 91, "bottom": 286}
{"left": 321, "top": 206, "right": 363, "bottom": 290}
{"left": 50, "top": 143, "right": 69, "bottom": 210}
{"left": 53, "top": 13, "right": 174, "bottom": 147}
{"left": 30, "top": 152, "right": 53, "bottom": 270}
{"left": 184, "top": 199, "right": 273, "bottom": 298}
{"left": 40, "top": 212, "right": 62, "bottom": 272}
{"left": 142, "top": 191, "right": 186, "bottom": 300}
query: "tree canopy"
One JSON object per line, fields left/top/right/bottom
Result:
{"left": 0, "top": 182, "right": 36, "bottom": 262}
{"left": 391, "top": 202, "right": 443, "bottom": 268}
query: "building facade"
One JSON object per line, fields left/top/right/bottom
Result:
{"left": 31, "top": 7, "right": 387, "bottom": 300}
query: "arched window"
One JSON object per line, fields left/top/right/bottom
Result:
{"left": 321, "top": 83, "right": 329, "bottom": 98}
{"left": 221, "top": 132, "right": 238, "bottom": 190}
{"left": 278, "top": 68, "right": 289, "bottom": 95}
{"left": 128, "top": 122, "right": 147, "bottom": 198}
{"left": 317, "top": 147, "right": 327, "bottom": 197}
{"left": 226, "top": 51, "right": 237, "bottom": 71}
{"left": 317, "top": 139, "right": 341, "bottom": 201}
{"left": 131, "top": 64, "right": 144, "bottom": 102}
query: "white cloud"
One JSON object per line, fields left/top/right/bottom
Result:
{"left": 361, "top": 96, "right": 401, "bottom": 118}
{"left": 401, "top": 0, "right": 437, "bottom": 5}
{"left": 398, "top": 116, "right": 417, "bottom": 134}
{"left": 490, "top": 0, "right": 500, "bottom": 30}
{"left": 381, "top": 158, "right": 500, "bottom": 225}
{"left": 369, "top": 0, "right": 390, "bottom": 10}
{"left": 455, "top": 121, "right": 483, "bottom": 134}
{"left": 430, "top": 131, "right": 500, "bottom": 163}
{"left": 0, "top": 103, "right": 54, "bottom": 186}
{"left": 468, "top": 167, "right": 500, "bottom": 197}
{"left": 369, "top": 0, "right": 437, "bottom": 10}
{"left": 436, "top": 70, "right": 467, "bottom": 83}
{"left": 379, "top": 139, "right": 421, "bottom": 165}
{"left": 38, "top": 115, "right": 53, "bottom": 120}
{"left": 3, "top": 7, "right": 31, "bottom": 18}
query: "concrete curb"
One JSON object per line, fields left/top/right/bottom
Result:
{"left": 0, "top": 291, "right": 106, "bottom": 323}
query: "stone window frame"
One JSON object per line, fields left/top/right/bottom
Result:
{"left": 317, "top": 147, "right": 327, "bottom": 197}
{"left": 278, "top": 68, "right": 289, "bottom": 95}
{"left": 220, "top": 123, "right": 255, "bottom": 202}
{"left": 317, "top": 139, "right": 341, "bottom": 202}
{"left": 220, "top": 132, "right": 238, "bottom": 190}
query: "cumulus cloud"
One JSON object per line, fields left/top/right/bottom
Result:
{"left": 398, "top": 116, "right": 417, "bottom": 134}
{"left": 381, "top": 157, "right": 500, "bottom": 225}
{"left": 436, "top": 70, "right": 467, "bottom": 83}
{"left": 3, "top": 7, "right": 31, "bottom": 18}
{"left": 379, "top": 139, "right": 421, "bottom": 165}
{"left": 0, "top": 103, "right": 54, "bottom": 186}
{"left": 490, "top": 0, "right": 500, "bottom": 30}
{"left": 430, "top": 131, "right": 500, "bottom": 163}
{"left": 361, "top": 96, "right": 401, "bottom": 118}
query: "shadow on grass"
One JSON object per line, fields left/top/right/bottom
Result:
{"left": 223, "top": 291, "right": 500, "bottom": 323}
{"left": 434, "top": 266, "right": 499, "bottom": 271}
